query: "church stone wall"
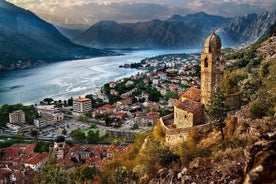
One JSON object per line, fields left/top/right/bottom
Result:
{"left": 174, "top": 107, "right": 193, "bottom": 129}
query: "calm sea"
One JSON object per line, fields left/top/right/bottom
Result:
{"left": 0, "top": 49, "right": 199, "bottom": 105}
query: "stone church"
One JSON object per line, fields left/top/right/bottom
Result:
{"left": 161, "top": 31, "right": 227, "bottom": 145}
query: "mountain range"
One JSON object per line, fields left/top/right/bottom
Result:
{"left": 0, "top": 0, "right": 275, "bottom": 70}
{"left": 74, "top": 11, "right": 276, "bottom": 49}
{"left": 0, "top": 0, "right": 112, "bottom": 70}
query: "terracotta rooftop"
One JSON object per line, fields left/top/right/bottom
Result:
{"left": 102, "top": 104, "right": 116, "bottom": 109}
{"left": 74, "top": 97, "right": 91, "bottom": 102}
{"left": 174, "top": 99, "right": 202, "bottom": 113}
{"left": 181, "top": 87, "right": 201, "bottom": 102}
{"left": 23, "top": 144, "right": 35, "bottom": 154}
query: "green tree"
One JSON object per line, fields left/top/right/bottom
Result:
{"left": 238, "top": 74, "right": 261, "bottom": 104}
{"left": 146, "top": 87, "right": 162, "bottom": 102}
{"left": 223, "top": 70, "right": 247, "bottom": 94}
{"left": 164, "top": 91, "right": 178, "bottom": 100}
{"left": 140, "top": 137, "right": 179, "bottom": 177}
{"left": 30, "top": 129, "right": 38, "bottom": 142}
{"left": 34, "top": 157, "right": 70, "bottom": 184}
{"left": 249, "top": 103, "right": 266, "bottom": 119}
{"left": 205, "top": 87, "right": 228, "bottom": 140}
{"left": 70, "top": 165, "right": 97, "bottom": 184}
{"left": 43, "top": 98, "right": 54, "bottom": 105}
{"left": 86, "top": 130, "right": 100, "bottom": 144}
{"left": 68, "top": 97, "right": 73, "bottom": 106}
{"left": 103, "top": 115, "right": 112, "bottom": 126}
{"left": 105, "top": 166, "right": 138, "bottom": 184}
{"left": 70, "top": 129, "right": 86, "bottom": 143}
{"left": 62, "top": 128, "right": 67, "bottom": 135}
{"left": 131, "top": 123, "right": 139, "bottom": 130}
{"left": 34, "top": 141, "right": 50, "bottom": 153}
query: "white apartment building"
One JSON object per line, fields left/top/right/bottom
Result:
{"left": 73, "top": 97, "right": 92, "bottom": 116}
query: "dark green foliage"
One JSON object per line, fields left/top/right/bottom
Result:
{"left": 131, "top": 123, "right": 139, "bottom": 130}
{"left": 249, "top": 103, "right": 266, "bottom": 119}
{"left": 206, "top": 87, "right": 228, "bottom": 140}
{"left": 261, "top": 62, "right": 271, "bottom": 77}
{"left": 104, "top": 115, "right": 112, "bottom": 126}
{"left": 34, "top": 141, "right": 50, "bottom": 153}
{"left": 164, "top": 91, "right": 178, "bottom": 100}
{"left": 30, "top": 129, "right": 38, "bottom": 141}
{"left": 43, "top": 98, "right": 54, "bottom": 105}
{"left": 146, "top": 87, "right": 162, "bottom": 102}
{"left": 141, "top": 137, "right": 179, "bottom": 177}
{"left": 102, "top": 166, "right": 138, "bottom": 184}
{"left": 159, "top": 108, "right": 172, "bottom": 117}
{"left": 238, "top": 74, "right": 261, "bottom": 104}
{"left": 71, "top": 165, "right": 97, "bottom": 183}
{"left": 109, "top": 95, "right": 122, "bottom": 104}
{"left": 86, "top": 130, "right": 100, "bottom": 144}
{"left": 62, "top": 128, "right": 67, "bottom": 135}
{"left": 130, "top": 62, "right": 143, "bottom": 68}
{"left": 193, "top": 65, "right": 201, "bottom": 77}
{"left": 0, "top": 104, "right": 38, "bottom": 127}
{"left": 68, "top": 97, "right": 73, "bottom": 106}
{"left": 34, "top": 157, "right": 70, "bottom": 184}
{"left": 70, "top": 129, "right": 86, "bottom": 143}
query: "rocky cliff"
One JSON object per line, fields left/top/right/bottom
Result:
{"left": 74, "top": 11, "right": 275, "bottom": 49}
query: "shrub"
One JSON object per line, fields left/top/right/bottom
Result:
{"left": 249, "top": 103, "right": 266, "bottom": 119}
{"left": 152, "top": 120, "right": 165, "bottom": 142}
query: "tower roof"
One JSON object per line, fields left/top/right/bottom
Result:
{"left": 204, "top": 31, "right": 221, "bottom": 53}
{"left": 55, "top": 135, "right": 65, "bottom": 143}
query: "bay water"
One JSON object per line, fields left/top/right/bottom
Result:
{"left": 0, "top": 49, "right": 199, "bottom": 105}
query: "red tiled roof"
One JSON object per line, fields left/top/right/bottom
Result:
{"left": 23, "top": 144, "right": 35, "bottom": 154}
{"left": 181, "top": 87, "right": 201, "bottom": 102}
{"left": 175, "top": 99, "right": 202, "bottom": 113}
{"left": 24, "top": 152, "right": 49, "bottom": 165}
{"left": 74, "top": 97, "right": 91, "bottom": 102}
{"left": 148, "top": 111, "right": 159, "bottom": 116}
{"left": 102, "top": 104, "right": 116, "bottom": 109}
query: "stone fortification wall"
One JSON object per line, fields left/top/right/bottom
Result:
{"left": 160, "top": 115, "right": 211, "bottom": 145}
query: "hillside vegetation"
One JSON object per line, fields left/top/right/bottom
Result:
{"left": 100, "top": 24, "right": 276, "bottom": 184}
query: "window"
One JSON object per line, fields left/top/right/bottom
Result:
{"left": 185, "top": 115, "right": 187, "bottom": 118}
{"left": 204, "top": 58, "right": 208, "bottom": 67}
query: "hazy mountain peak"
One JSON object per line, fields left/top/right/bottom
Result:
{"left": 0, "top": 0, "right": 111, "bottom": 70}
{"left": 74, "top": 11, "right": 275, "bottom": 49}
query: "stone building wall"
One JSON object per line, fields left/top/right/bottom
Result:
{"left": 160, "top": 115, "right": 211, "bottom": 145}
{"left": 174, "top": 107, "right": 193, "bottom": 129}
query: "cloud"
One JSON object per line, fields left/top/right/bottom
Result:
{"left": 6, "top": 0, "right": 275, "bottom": 25}
{"left": 187, "top": 0, "right": 269, "bottom": 17}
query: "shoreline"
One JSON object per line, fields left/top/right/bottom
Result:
{"left": 0, "top": 49, "right": 200, "bottom": 106}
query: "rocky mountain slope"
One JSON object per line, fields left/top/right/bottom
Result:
{"left": 217, "top": 11, "right": 276, "bottom": 46}
{"left": 74, "top": 11, "right": 275, "bottom": 49}
{"left": 0, "top": 0, "right": 111, "bottom": 70}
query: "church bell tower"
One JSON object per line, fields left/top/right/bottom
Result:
{"left": 200, "top": 31, "right": 224, "bottom": 106}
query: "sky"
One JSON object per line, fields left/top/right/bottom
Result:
{"left": 6, "top": 0, "right": 276, "bottom": 26}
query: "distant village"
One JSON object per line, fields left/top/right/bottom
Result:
{"left": 0, "top": 52, "right": 201, "bottom": 183}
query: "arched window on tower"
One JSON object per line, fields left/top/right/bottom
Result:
{"left": 204, "top": 58, "right": 208, "bottom": 68}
